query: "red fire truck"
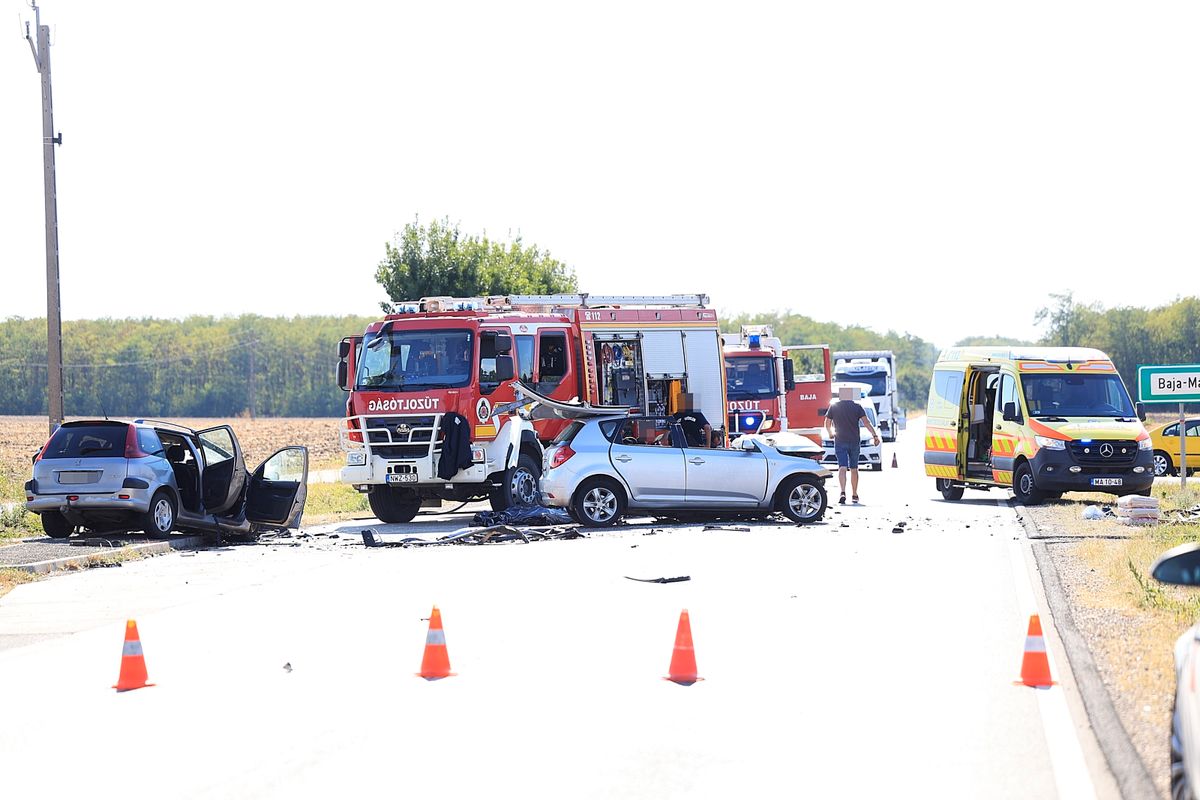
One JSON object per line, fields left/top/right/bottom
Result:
{"left": 335, "top": 294, "right": 727, "bottom": 522}
{"left": 721, "top": 327, "right": 832, "bottom": 446}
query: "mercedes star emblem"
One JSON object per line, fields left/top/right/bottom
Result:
{"left": 1099, "top": 443, "right": 1114, "bottom": 458}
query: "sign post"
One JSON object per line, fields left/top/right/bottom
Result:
{"left": 1138, "top": 364, "right": 1200, "bottom": 489}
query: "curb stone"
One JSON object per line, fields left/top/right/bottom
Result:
{"left": 1013, "top": 499, "right": 1160, "bottom": 800}
{"left": 2, "top": 536, "right": 206, "bottom": 575}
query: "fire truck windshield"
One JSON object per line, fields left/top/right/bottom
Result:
{"left": 725, "top": 356, "right": 776, "bottom": 400}
{"left": 357, "top": 329, "right": 473, "bottom": 390}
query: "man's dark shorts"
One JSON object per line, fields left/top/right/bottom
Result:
{"left": 834, "top": 440, "right": 860, "bottom": 469}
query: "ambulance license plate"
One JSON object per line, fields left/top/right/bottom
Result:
{"left": 387, "top": 473, "right": 418, "bottom": 484}
{"left": 1091, "top": 478, "right": 1123, "bottom": 487}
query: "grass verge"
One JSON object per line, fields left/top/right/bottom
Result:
{"left": 0, "top": 567, "right": 38, "bottom": 599}
{"left": 302, "top": 482, "right": 371, "bottom": 525}
{"left": 0, "top": 505, "right": 40, "bottom": 542}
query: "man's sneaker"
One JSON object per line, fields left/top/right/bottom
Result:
{"left": 838, "top": 493, "right": 846, "bottom": 505}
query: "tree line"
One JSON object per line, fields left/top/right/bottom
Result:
{"left": 0, "top": 315, "right": 374, "bottom": 417}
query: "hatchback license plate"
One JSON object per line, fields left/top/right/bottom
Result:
{"left": 1091, "top": 478, "right": 1123, "bottom": 487}
{"left": 387, "top": 473, "right": 418, "bottom": 484}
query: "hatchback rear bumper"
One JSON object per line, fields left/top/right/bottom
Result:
{"left": 26, "top": 490, "right": 152, "bottom": 515}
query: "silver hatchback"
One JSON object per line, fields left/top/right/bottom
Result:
{"left": 26, "top": 419, "right": 309, "bottom": 539}
{"left": 540, "top": 414, "right": 831, "bottom": 527}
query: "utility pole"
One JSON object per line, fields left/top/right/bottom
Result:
{"left": 25, "top": 2, "right": 65, "bottom": 434}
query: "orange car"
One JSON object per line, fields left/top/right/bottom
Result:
{"left": 1147, "top": 419, "right": 1200, "bottom": 477}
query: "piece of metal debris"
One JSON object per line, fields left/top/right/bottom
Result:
{"left": 283, "top": 662, "right": 293, "bottom": 673}
{"left": 624, "top": 575, "right": 691, "bottom": 584}
{"left": 362, "top": 525, "right": 584, "bottom": 548}
{"left": 702, "top": 525, "right": 751, "bottom": 532}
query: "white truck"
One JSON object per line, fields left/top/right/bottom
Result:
{"left": 832, "top": 350, "right": 903, "bottom": 442}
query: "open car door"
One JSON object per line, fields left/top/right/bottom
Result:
{"left": 246, "top": 447, "right": 309, "bottom": 532}
{"left": 197, "top": 425, "right": 247, "bottom": 515}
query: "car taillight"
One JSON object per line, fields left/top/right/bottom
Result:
{"left": 124, "top": 425, "right": 149, "bottom": 459}
{"left": 550, "top": 445, "right": 575, "bottom": 469}
{"left": 34, "top": 433, "right": 53, "bottom": 462}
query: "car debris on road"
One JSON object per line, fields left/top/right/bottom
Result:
{"left": 361, "top": 525, "right": 584, "bottom": 548}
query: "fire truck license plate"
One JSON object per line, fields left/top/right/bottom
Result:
{"left": 387, "top": 473, "right": 418, "bottom": 484}
{"left": 1091, "top": 478, "right": 1123, "bottom": 487}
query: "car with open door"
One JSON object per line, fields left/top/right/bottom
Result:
{"left": 25, "top": 418, "right": 308, "bottom": 540}
{"left": 506, "top": 383, "right": 831, "bottom": 528}
{"left": 1151, "top": 543, "right": 1200, "bottom": 800}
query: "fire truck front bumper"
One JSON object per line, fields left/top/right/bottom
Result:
{"left": 340, "top": 449, "right": 492, "bottom": 487}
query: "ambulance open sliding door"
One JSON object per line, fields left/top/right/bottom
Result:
{"left": 682, "top": 330, "right": 724, "bottom": 429}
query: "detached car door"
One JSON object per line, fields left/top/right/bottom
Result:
{"left": 246, "top": 447, "right": 309, "bottom": 531}
{"left": 197, "top": 425, "right": 247, "bottom": 515}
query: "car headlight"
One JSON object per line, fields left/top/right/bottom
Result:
{"left": 1034, "top": 436, "right": 1066, "bottom": 450}
{"left": 1138, "top": 438, "right": 1152, "bottom": 451}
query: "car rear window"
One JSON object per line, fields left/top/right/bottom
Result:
{"left": 41, "top": 423, "right": 128, "bottom": 459}
{"left": 551, "top": 421, "right": 585, "bottom": 445}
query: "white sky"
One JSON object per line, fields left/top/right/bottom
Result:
{"left": 2, "top": 1, "right": 1197, "bottom": 349}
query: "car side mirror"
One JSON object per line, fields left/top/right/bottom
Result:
{"left": 1135, "top": 401, "right": 1147, "bottom": 422}
{"left": 1002, "top": 402, "right": 1021, "bottom": 423}
{"left": 1152, "top": 542, "right": 1200, "bottom": 586}
{"left": 739, "top": 437, "right": 757, "bottom": 452}
{"left": 336, "top": 360, "right": 349, "bottom": 392}
{"left": 495, "top": 355, "right": 514, "bottom": 383}
{"left": 783, "top": 359, "right": 796, "bottom": 391}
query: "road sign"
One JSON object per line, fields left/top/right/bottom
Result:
{"left": 1138, "top": 364, "right": 1199, "bottom": 489}
{"left": 1138, "top": 364, "right": 1200, "bottom": 404}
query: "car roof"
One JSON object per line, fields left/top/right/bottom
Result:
{"left": 57, "top": 418, "right": 195, "bottom": 435}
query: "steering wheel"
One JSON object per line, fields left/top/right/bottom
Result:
{"left": 622, "top": 436, "right": 639, "bottom": 445}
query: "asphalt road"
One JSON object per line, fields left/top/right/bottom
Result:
{"left": 0, "top": 423, "right": 1121, "bottom": 798}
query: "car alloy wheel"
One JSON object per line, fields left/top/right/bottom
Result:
{"left": 1155, "top": 452, "right": 1173, "bottom": 478}
{"left": 582, "top": 486, "right": 618, "bottom": 524}
{"left": 788, "top": 483, "right": 823, "bottom": 520}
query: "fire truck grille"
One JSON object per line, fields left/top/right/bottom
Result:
{"left": 1068, "top": 440, "right": 1138, "bottom": 466}
{"left": 365, "top": 416, "right": 438, "bottom": 460}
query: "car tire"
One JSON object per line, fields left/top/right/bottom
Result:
{"left": 1012, "top": 462, "right": 1043, "bottom": 505}
{"left": 872, "top": 462, "right": 883, "bottom": 472}
{"left": 936, "top": 478, "right": 964, "bottom": 501}
{"left": 141, "top": 490, "right": 176, "bottom": 537}
{"left": 1171, "top": 695, "right": 1191, "bottom": 800}
{"left": 368, "top": 486, "right": 421, "bottom": 524}
{"left": 489, "top": 454, "right": 542, "bottom": 512}
{"left": 777, "top": 475, "right": 827, "bottom": 523}
{"left": 40, "top": 510, "right": 74, "bottom": 539}
{"left": 1044, "top": 491, "right": 1064, "bottom": 500}
{"left": 1154, "top": 451, "right": 1176, "bottom": 478}
{"left": 571, "top": 478, "right": 626, "bottom": 527}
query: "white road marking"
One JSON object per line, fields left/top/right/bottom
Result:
{"left": 1002, "top": 497, "right": 1098, "bottom": 799}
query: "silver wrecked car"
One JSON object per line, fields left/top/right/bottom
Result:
{"left": 25, "top": 419, "right": 309, "bottom": 539}
{"left": 539, "top": 411, "right": 832, "bottom": 527}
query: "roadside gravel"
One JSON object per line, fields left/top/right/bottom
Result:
{"left": 1028, "top": 496, "right": 1189, "bottom": 800}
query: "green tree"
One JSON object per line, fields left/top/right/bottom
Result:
{"left": 375, "top": 218, "right": 578, "bottom": 312}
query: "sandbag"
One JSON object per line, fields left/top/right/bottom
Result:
{"left": 1117, "top": 495, "right": 1159, "bottom": 509}
{"left": 1117, "top": 516, "right": 1158, "bottom": 527}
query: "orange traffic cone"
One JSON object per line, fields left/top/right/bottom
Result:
{"left": 665, "top": 609, "right": 703, "bottom": 685}
{"left": 1015, "top": 614, "right": 1056, "bottom": 687}
{"left": 113, "top": 619, "right": 154, "bottom": 692}
{"left": 891, "top": 452, "right": 898, "bottom": 469}
{"left": 418, "top": 606, "right": 455, "bottom": 679}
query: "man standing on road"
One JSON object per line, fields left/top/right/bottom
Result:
{"left": 669, "top": 392, "right": 713, "bottom": 448}
{"left": 824, "top": 387, "right": 881, "bottom": 505}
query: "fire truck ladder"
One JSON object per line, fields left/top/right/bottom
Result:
{"left": 412, "top": 294, "right": 710, "bottom": 312}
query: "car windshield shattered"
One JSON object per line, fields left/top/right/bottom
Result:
{"left": 1021, "top": 373, "right": 1136, "bottom": 418}
{"left": 357, "top": 329, "right": 473, "bottom": 390}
